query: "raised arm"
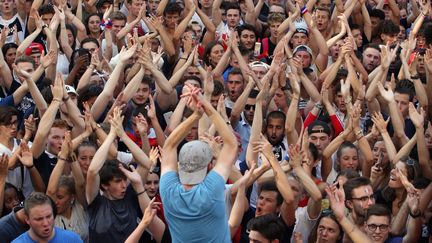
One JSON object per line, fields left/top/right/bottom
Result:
{"left": 173, "top": 0, "right": 196, "bottom": 40}
{"left": 408, "top": 103, "right": 432, "bottom": 179}
{"left": 86, "top": 110, "right": 118, "bottom": 204}
{"left": 91, "top": 45, "right": 137, "bottom": 120}
{"left": 31, "top": 74, "right": 64, "bottom": 158}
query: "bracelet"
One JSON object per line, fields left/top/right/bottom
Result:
{"left": 409, "top": 210, "right": 422, "bottom": 218}
{"left": 301, "top": 7, "right": 308, "bottom": 15}
{"left": 42, "top": 24, "right": 48, "bottom": 29}
{"left": 136, "top": 190, "right": 146, "bottom": 196}
{"left": 180, "top": 57, "right": 187, "bottom": 60}
{"left": 52, "top": 98, "right": 62, "bottom": 103}
{"left": 26, "top": 164, "right": 35, "bottom": 169}
{"left": 314, "top": 103, "right": 323, "bottom": 110}
{"left": 194, "top": 64, "right": 202, "bottom": 67}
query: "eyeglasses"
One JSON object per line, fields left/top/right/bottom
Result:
{"left": 367, "top": 224, "right": 389, "bottom": 232}
{"left": 351, "top": 195, "right": 375, "bottom": 203}
{"left": 245, "top": 104, "right": 256, "bottom": 110}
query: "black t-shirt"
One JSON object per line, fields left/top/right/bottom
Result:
{"left": 88, "top": 186, "right": 139, "bottom": 243}
{"left": 34, "top": 151, "right": 58, "bottom": 187}
{"left": 0, "top": 207, "right": 28, "bottom": 242}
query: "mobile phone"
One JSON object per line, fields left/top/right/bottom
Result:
{"left": 254, "top": 42, "right": 261, "bottom": 57}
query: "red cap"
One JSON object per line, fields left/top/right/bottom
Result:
{"left": 25, "top": 42, "right": 44, "bottom": 56}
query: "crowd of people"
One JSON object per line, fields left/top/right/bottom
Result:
{"left": 0, "top": 0, "right": 431, "bottom": 242}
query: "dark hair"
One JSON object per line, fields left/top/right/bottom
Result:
{"left": 56, "top": 24, "right": 77, "bottom": 52}
{"left": 76, "top": 140, "right": 98, "bottom": 155}
{"left": 99, "top": 160, "right": 127, "bottom": 190}
{"left": 182, "top": 75, "right": 202, "bottom": 87}
{"left": 69, "top": 48, "right": 91, "bottom": 81}
{"left": 2, "top": 183, "right": 24, "bottom": 216}
{"left": 309, "top": 211, "right": 343, "bottom": 243}
{"left": 81, "top": 37, "right": 100, "bottom": 48}
{"left": 381, "top": 20, "right": 399, "bottom": 35}
{"left": 337, "top": 169, "right": 360, "bottom": 181}
{"left": 366, "top": 204, "right": 391, "bottom": 222}
{"left": 363, "top": 43, "right": 381, "bottom": 53}
{"left": 308, "top": 143, "right": 319, "bottom": 162}
{"left": 228, "top": 68, "right": 244, "bottom": 80}
{"left": 203, "top": 41, "right": 224, "bottom": 66}
{"left": 164, "top": 2, "right": 183, "bottom": 16}
{"left": 394, "top": 79, "right": 415, "bottom": 101}
{"left": 266, "top": 110, "right": 286, "bottom": 123}
{"left": 370, "top": 9, "right": 385, "bottom": 20}
{"left": 0, "top": 106, "right": 19, "bottom": 125}
{"left": 247, "top": 215, "right": 284, "bottom": 241}
{"left": 224, "top": 2, "right": 241, "bottom": 13}
{"left": 77, "top": 84, "right": 104, "bottom": 111}
{"left": 38, "top": 4, "right": 55, "bottom": 16}
{"left": 335, "top": 141, "right": 359, "bottom": 172}
{"left": 259, "top": 181, "right": 283, "bottom": 206}
{"left": 249, "top": 89, "right": 259, "bottom": 98}
{"left": 237, "top": 24, "right": 257, "bottom": 40}
{"left": 85, "top": 13, "right": 102, "bottom": 35}
{"left": 24, "top": 192, "right": 55, "bottom": 216}
{"left": 212, "top": 80, "right": 224, "bottom": 96}
{"left": 1, "top": 42, "right": 18, "bottom": 57}
{"left": 58, "top": 176, "right": 76, "bottom": 195}
{"left": 343, "top": 177, "right": 371, "bottom": 201}
{"left": 424, "top": 23, "right": 432, "bottom": 47}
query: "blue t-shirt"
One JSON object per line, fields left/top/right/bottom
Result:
{"left": 12, "top": 227, "right": 83, "bottom": 243}
{"left": 160, "top": 170, "right": 231, "bottom": 243}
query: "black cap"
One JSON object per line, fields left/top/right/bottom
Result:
{"left": 308, "top": 120, "right": 331, "bottom": 136}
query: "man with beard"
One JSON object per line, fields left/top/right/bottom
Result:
{"left": 343, "top": 177, "right": 376, "bottom": 243}
{"left": 265, "top": 111, "right": 287, "bottom": 162}
{"left": 362, "top": 44, "right": 381, "bottom": 73}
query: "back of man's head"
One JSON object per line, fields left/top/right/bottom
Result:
{"left": 247, "top": 214, "right": 284, "bottom": 242}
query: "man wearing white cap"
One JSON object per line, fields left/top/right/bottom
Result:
{"left": 160, "top": 85, "right": 237, "bottom": 243}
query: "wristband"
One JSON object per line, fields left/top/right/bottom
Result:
{"left": 58, "top": 157, "right": 69, "bottom": 162}
{"left": 314, "top": 103, "right": 323, "bottom": 110}
{"left": 409, "top": 210, "right": 422, "bottom": 218}
{"left": 26, "top": 164, "right": 35, "bottom": 169}
{"left": 301, "top": 7, "right": 308, "bottom": 15}
{"left": 136, "top": 190, "right": 146, "bottom": 196}
{"left": 180, "top": 57, "right": 187, "bottom": 60}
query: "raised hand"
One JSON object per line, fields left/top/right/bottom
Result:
{"left": 148, "top": 146, "right": 160, "bottom": 166}
{"left": 325, "top": 181, "right": 346, "bottom": 220}
{"left": 135, "top": 114, "right": 148, "bottom": 137}
{"left": 203, "top": 66, "right": 214, "bottom": 96}
{"left": 118, "top": 165, "right": 142, "bottom": 187}
{"left": 340, "top": 78, "right": 351, "bottom": 98}
{"left": 252, "top": 137, "right": 274, "bottom": 159}
{"left": 146, "top": 95, "right": 157, "bottom": 120}
{"left": 52, "top": 73, "right": 65, "bottom": 101}
{"left": 0, "top": 154, "right": 8, "bottom": 178}
{"left": 13, "top": 63, "right": 32, "bottom": 81}
{"left": 288, "top": 144, "right": 302, "bottom": 168}
{"left": 180, "top": 83, "right": 204, "bottom": 114}
{"left": 408, "top": 103, "right": 425, "bottom": 128}
{"left": 200, "top": 133, "right": 222, "bottom": 159}
{"left": 406, "top": 189, "right": 421, "bottom": 216}
{"left": 142, "top": 197, "right": 160, "bottom": 226}
{"left": 41, "top": 50, "right": 57, "bottom": 68}
{"left": 119, "top": 44, "right": 138, "bottom": 63}
{"left": 377, "top": 82, "right": 394, "bottom": 102}
{"left": 371, "top": 112, "right": 389, "bottom": 133}
{"left": 288, "top": 72, "right": 301, "bottom": 96}
{"left": 425, "top": 49, "right": 432, "bottom": 73}
{"left": 109, "top": 106, "right": 125, "bottom": 137}
{"left": 24, "top": 115, "right": 37, "bottom": 140}
{"left": 58, "top": 131, "right": 72, "bottom": 159}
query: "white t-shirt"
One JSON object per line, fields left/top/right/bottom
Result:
{"left": 291, "top": 206, "right": 321, "bottom": 243}
{"left": 0, "top": 139, "right": 34, "bottom": 197}
{"left": 0, "top": 14, "right": 26, "bottom": 43}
